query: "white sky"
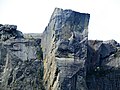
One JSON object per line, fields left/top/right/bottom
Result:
{"left": 0, "top": 0, "right": 120, "bottom": 42}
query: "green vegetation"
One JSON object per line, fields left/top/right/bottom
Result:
{"left": 36, "top": 46, "right": 43, "bottom": 60}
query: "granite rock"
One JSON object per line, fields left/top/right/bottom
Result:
{"left": 86, "top": 40, "right": 120, "bottom": 90}
{"left": 0, "top": 26, "right": 44, "bottom": 90}
{"left": 0, "top": 24, "right": 23, "bottom": 41}
{"left": 41, "top": 8, "right": 90, "bottom": 90}
{"left": 1, "top": 8, "right": 120, "bottom": 90}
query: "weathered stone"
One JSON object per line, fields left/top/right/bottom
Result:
{"left": 24, "top": 33, "right": 42, "bottom": 39}
{"left": 0, "top": 27, "right": 44, "bottom": 90}
{"left": 0, "top": 24, "right": 23, "bottom": 41}
{"left": 1, "top": 7, "right": 120, "bottom": 90}
{"left": 41, "top": 8, "right": 90, "bottom": 90}
{"left": 86, "top": 40, "right": 120, "bottom": 90}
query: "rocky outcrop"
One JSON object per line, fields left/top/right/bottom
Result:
{"left": 86, "top": 40, "right": 120, "bottom": 90}
{"left": 24, "top": 33, "right": 42, "bottom": 39}
{"left": 41, "top": 8, "right": 90, "bottom": 90}
{"left": 1, "top": 8, "right": 120, "bottom": 90}
{"left": 41, "top": 8, "right": 120, "bottom": 90}
{"left": 0, "top": 25, "right": 44, "bottom": 90}
{"left": 0, "top": 24, "right": 23, "bottom": 41}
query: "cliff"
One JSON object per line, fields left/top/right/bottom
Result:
{"left": 0, "top": 8, "right": 120, "bottom": 90}
{"left": 41, "top": 8, "right": 90, "bottom": 90}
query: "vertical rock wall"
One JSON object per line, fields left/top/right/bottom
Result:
{"left": 41, "top": 8, "right": 90, "bottom": 90}
{"left": 87, "top": 40, "right": 120, "bottom": 90}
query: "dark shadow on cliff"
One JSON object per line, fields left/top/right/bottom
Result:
{"left": 86, "top": 40, "right": 120, "bottom": 90}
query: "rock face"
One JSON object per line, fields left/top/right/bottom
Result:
{"left": 41, "top": 8, "right": 120, "bottom": 90}
{"left": 1, "top": 8, "right": 120, "bottom": 90}
{"left": 0, "top": 25, "right": 44, "bottom": 90}
{"left": 86, "top": 40, "right": 120, "bottom": 90}
{"left": 41, "top": 8, "right": 90, "bottom": 90}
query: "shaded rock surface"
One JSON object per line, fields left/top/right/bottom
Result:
{"left": 41, "top": 8, "right": 90, "bottom": 90}
{"left": 0, "top": 25, "right": 44, "bottom": 90}
{"left": 86, "top": 40, "right": 120, "bottom": 90}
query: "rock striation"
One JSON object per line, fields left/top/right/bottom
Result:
{"left": 41, "top": 8, "right": 90, "bottom": 90}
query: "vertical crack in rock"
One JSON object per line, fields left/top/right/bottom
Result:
{"left": 41, "top": 8, "right": 90, "bottom": 90}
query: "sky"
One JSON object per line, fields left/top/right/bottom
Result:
{"left": 0, "top": 0, "right": 120, "bottom": 42}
